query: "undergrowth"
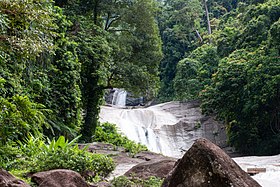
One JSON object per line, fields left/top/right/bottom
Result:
{"left": 0, "top": 135, "right": 115, "bottom": 183}
{"left": 94, "top": 122, "right": 148, "bottom": 155}
{"left": 111, "top": 176, "right": 163, "bottom": 187}
{"left": 0, "top": 123, "right": 149, "bottom": 185}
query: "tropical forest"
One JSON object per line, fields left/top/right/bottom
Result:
{"left": 0, "top": 0, "right": 279, "bottom": 186}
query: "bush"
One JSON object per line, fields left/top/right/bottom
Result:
{"left": 0, "top": 142, "right": 23, "bottom": 169}
{"left": 111, "top": 176, "right": 135, "bottom": 187}
{"left": 0, "top": 95, "right": 48, "bottom": 144}
{"left": 111, "top": 176, "right": 163, "bottom": 187}
{"left": 94, "top": 122, "right": 148, "bottom": 155}
{"left": 32, "top": 136, "right": 115, "bottom": 177}
{"left": 1, "top": 136, "right": 115, "bottom": 182}
{"left": 201, "top": 49, "right": 280, "bottom": 155}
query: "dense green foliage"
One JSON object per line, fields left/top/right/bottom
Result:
{"left": 1, "top": 136, "right": 115, "bottom": 181}
{"left": 158, "top": 0, "right": 280, "bottom": 155}
{"left": 95, "top": 122, "right": 148, "bottom": 155}
{"left": 201, "top": 0, "right": 280, "bottom": 155}
{"left": 174, "top": 44, "right": 219, "bottom": 100}
{"left": 202, "top": 50, "right": 280, "bottom": 154}
{"left": 111, "top": 176, "right": 163, "bottom": 187}
{"left": 0, "top": 0, "right": 82, "bottom": 140}
{"left": 0, "top": 95, "right": 47, "bottom": 143}
{"left": 46, "top": 9, "right": 82, "bottom": 138}
{"left": 157, "top": 0, "right": 203, "bottom": 101}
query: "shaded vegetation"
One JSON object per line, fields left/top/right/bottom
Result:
{"left": 94, "top": 122, "right": 148, "bottom": 155}
{"left": 0, "top": 136, "right": 115, "bottom": 182}
{"left": 112, "top": 176, "right": 163, "bottom": 187}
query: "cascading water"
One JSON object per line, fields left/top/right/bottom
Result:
{"left": 111, "top": 89, "right": 127, "bottom": 106}
{"left": 99, "top": 101, "right": 226, "bottom": 158}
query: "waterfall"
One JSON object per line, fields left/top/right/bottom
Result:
{"left": 99, "top": 101, "right": 223, "bottom": 158}
{"left": 112, "top": 89, "right": 127, "bottom": 106}
{"left": 117, "top": 109, "right": 164, "bottom": 153}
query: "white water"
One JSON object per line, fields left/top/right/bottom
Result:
{"left": 99, "top": 102, "right": 280, "bottom": 186}
{"left": 112, "top": 89, "right": 127, "bottom": 106}
{"left": 100, "top": 104, "right": 182, "bottom": 157}
{"left": 100, "top": 101, "right": 222, "bottom": 158}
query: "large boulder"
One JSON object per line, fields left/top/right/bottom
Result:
{"left": 124, "top": 159, "right": 176, "bottom": 180}
{"left": 162, "top": 138, "right": 261, "bottom": 187}
{"left": 0, "top": 169, "right": 31, "bottom": 187}
{"left": 31, "top": 169, "right": 90, "bottom": 187}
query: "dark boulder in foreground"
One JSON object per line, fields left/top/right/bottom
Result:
{"left": 162, "top": 138, "right": 261, "bottom": 187}
{"left": 0, "top": 169, "right": 30, "bottom": 187}
{"left": 31, "top": 169, "right": 89, "bottom": 187}
{"left": 124, "top": 159, "right": 176, "bottom": 179}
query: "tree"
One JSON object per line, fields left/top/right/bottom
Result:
{"left": 204, "top": 0, "right": 212, "bottom": 35}
{"left": 0, "top": 0, "right": 56, "bottom": 97}
{"left": 174, "top": 44, "right": 219, "bottom": 100}
{"left": 106, "top": 0, "right": 163, "bottom": 98}
{"left": 60, "top": 0, "right": 162, "bottom": 141}
{"left": 157, "top": 0, "right": 203, "bottom": 101}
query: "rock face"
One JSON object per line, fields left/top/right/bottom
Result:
{"left": 31, "top": 169, "right": 89, "bottom": 187}
{"left": 125, "top": 92, "right": 145, "bottom": 106}
{"left": 0, "top": 169, "right": 31, "bottom": 187}
{"left": 161, "top": 138, "right": 261, "bottom": 187}
{"left": 124, "top": 159, "right": 176, "bottom": 180}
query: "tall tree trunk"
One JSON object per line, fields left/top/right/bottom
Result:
{"left": 204, "top": 0, "right": 212, "bottom": 35}
{"left": 80, "top": 87, "right": 103, "bottom": 142}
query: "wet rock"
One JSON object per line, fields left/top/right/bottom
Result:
{"left": 134, "top": 151, "right": 170, "bottom": 161}
{"left": 78, "top": 142, "right": 125, "bottom": 155}
{"left": 124, "top": 159, "right": 176, "bottom": 180}
{"left": 0, "top": 169, "right": 31, "bottom": 187}
{"left": 31, "top": 169, "right": 89, "bottom": 187}
{"left": 126, "top": 92, "right": 145, "bottom": 106}
{"left": 162, "top": 138, "right": 261, "bottom": 187}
